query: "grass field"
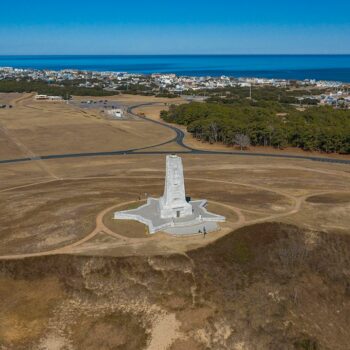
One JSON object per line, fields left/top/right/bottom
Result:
{"left": 0, "top": 94, "right": 176, "bottom": 159}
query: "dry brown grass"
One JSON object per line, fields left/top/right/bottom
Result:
{"left": 0, "top": 178, "right": 141, "bottom": 254}
{"left": 70, "top": 312, "right": 149, "bottom": 350}
{"left": 0, "top": 93, "right": 350, "bottom": 349}
{"left": 103, "top": 202, "right": 150, "bottom": 239}
{"left": 0, "top": 138, "right": 24, "bottom": 159}
{"left": 133, "top": 101, "right": 186, "bottom": 122}
{"left": 0, "top": 223, "right": 349, "bottom": 349}
{"left": 306, "top": 192, "right": 350, "bottom": 204}
{"left": 0, "top": 94, "right": 176, "bottom": 159}
{"left": 0, "top": 93, "right": 22, "bottom": 104}
{"left": 104, "top": 93, "right": 186, "bottom": 106}
{"left": 0, "top": 152, "right": 349, "bottom": 257}
{"left": 0, "top": 276, "right": 64, "bottom": 347}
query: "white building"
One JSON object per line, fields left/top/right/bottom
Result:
{"left": 34, "top": 94, "right": 62, "bottom": 101}
{"left": 107, "top": 109, "right": 123, "bottom": 118}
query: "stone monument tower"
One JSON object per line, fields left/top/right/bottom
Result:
{"left": 159, "top": 155, "right": 192, "bottom": 219}
{"left": 114, "top": 154, "right": 225, "bottom": 235}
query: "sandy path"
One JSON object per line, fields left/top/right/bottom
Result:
{"left": 146, "top": 312, "right": 181, "bottom": 350}
{"left": 0, "top": 179, "right": 57, "bottom": 193}
{"left": 0, "top": 200, "right": 139, "bottom": 260}
{"left": 0, "top": 160, "right": 349, "bottom": 260}
{"left": 0, "top": 122, "right": 58, "bottom": 180}
{"left": 0, "top": 176, "right": 318, "bottom": 260}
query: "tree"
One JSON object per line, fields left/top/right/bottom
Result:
{"left": 209, "top": 121, "right": 219, "bottom": 143}
{"left": 271, "top": 128, "right": 287, "bottom": 149}
{"left": 233, "top": 133, "right": 251, "bottom": 150}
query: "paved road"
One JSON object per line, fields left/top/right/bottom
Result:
{"left": 129, "top": 104, "right": 350, "bottom": 165}
{"left": 127, "top": 103, "right": 193, "bottom": 150}
{"left": 0, "top": 103, "right": 349, "bottom": 165}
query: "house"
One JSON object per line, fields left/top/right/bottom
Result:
{"left": 34, "top": 94, "right": 63, "bottom": 101}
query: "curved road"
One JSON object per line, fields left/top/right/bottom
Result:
{"left": 0, "top": 102, "right": 349, "bottom": 165}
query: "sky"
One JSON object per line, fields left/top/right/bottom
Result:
{"left": 1, "top": 0, "right": 350, "bottom": 55}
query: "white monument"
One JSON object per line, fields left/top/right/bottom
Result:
{"left": 114, "top": 155, "right": 225, "bottom": 235}
{"left": 160, "top": 155, "right": 192, "bottom": 219}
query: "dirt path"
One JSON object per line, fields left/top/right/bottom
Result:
{"left": 0, "top": 200, "right": 139, "bottom": 260}
{"left": 146, "top": 312, "right": 182, "bottom": 350}
{"left": 0, "top": 179, "right": 58, "bottom": 193}
{"left": 0, "top": 163, "right": 348, "bottom": 260}
{"left": 11, "top": 93, "right": 35, "bottom": 107}
{"left": 0, "top": 118, "right": 59, "bottom": 180}
{"left": 0, "top": 177, "right": 319, "bottom": 260}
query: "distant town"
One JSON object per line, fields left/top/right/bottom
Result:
{"left": 0, "top": 66, "right": 350, "bottom": 108}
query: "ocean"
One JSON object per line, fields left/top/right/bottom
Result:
{"left": 1, "top": 55, "right": 350, "bottom": 82}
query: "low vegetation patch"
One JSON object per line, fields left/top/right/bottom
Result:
{"left": 70, "top": 312, "right": 149, "bottom": 350}
{"left": 0, "top": 222, "right": 349, "bottom": 349}
{"left": 306, "top": 192, "right": 350, "bottom": 204}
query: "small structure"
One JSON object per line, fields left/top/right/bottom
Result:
{"left": 107, "top": 109, "right": 123, "bottom": 118}
{"left": 35, "top": 94, "right": 49, "bottom": 100}
{"left": 114, "top": 155, "right": 225, "bottom": 235}
{"left": 35, "top": 94, "right": 62, "bottom": 101}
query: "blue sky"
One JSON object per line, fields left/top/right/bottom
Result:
{"left": 1, "top": 0, "right": 350, "bottom": 54}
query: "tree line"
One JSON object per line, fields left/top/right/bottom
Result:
{"left": 161, "top": 102, "right": 350, "bottom": 154}
{"left": 0, "top": 79, "right": 115, "bottom": 98}
{"left": 0, "top": 79, "right": 179, "bottom": 99}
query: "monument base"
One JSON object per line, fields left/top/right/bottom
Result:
{"left": 114, "top": 198, "right": 225, "bottom": 235}
{"left": 159, "top": 201, "right": 193, "bottom": 219}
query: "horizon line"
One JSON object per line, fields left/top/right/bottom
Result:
{"left": 1, "top": 53, "right": 350, "bottom": 57}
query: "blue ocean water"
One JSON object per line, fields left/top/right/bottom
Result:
{"left": 1, "top": 55, "right": 350, "bottom": 82}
